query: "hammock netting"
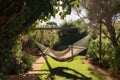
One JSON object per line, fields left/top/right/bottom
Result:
{"left": 32, "top": 35, "right": 90, "bottom": 61}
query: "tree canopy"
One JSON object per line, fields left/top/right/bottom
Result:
{"left": 0, "top": 0, "right": 79, "bottom": 44}
{"left": 81, "top": 0, "right": 120, "bottom": 48}
{"left": 81, "top": 0, "right": 120, "bottom": 75}
{"left": 0, "top": 0, "right": 81, "bottom": 74}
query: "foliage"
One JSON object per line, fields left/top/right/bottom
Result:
{"left": 79, "top": 49, "right": 88, "bottom": 56}
{"left": 0, "top": 0, "right": 80, "bottom": 46}
{"left": 81, "top": 0, "right": 120, "bottom": 75}
{"left": 87, "top": 34, "right": 110, "bottom": 68}
{"left": 0, "top": 73, "right": 5, "bottom": 80}
{"left": 22, "top": 33, "right": 37, "bottom": 50}
{"left": 53, "top": 20, "right": 88, "bottom": 50}
{"left": 0, "top": 0, "right": 80, "bottom": 75}
{"left": 0, "top": 38, "right": 22, "bottom": 74}
{"left": 87, "top": 37, "right": 99, "bottom": 58}
{"left": 9, "top": 54, "right": 36, "bottom": 74}
{"left": 109, "top": 47, "right": 120, "bottom": 75}
{"left": 81, "top": 0, "right": 120, "bottom": 48}
{"left": 21, "top": 54, "right": 36, "bottom": 72}
{"left": 0, "top": 33, "right": 36, "bottom": 74}
{"left": 87, "top": 32, "right": 120, "bottom": 74}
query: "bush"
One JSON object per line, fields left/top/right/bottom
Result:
{"left": 0, "top": 73, "right": 5, "bottom": 80}
{"left": 109, "top": 48, "right": 120, "bottom": 75}
{"left": 53, "top": 42, "right": 69, "bottom": 51}
{"left": 21, "top": 54, "right": 36, "bottom": 72}
{"left": 101, "top": 58, "right": 110, "bottom": 69}
{"left": 53, "top": 21, "right": 88, "bottom": 51}
{"left": 79, "top": 49, "right": 87, "bottom": 56}
{"left": 22, "top": 36, "right": 36, "bottom": 50}
{"left": 11, "top": 57, "right": 26, "bottom": 74}
{"left": 87, "top": 39, "right": 99, "bottom": 58}
{"left": 87, "top": 35, "right": 120, "bottom": 70}
{"left": 8, "top": 54, "right": 36, "bottom": 74}
{"left": 0, "top": 31, "right": 38, "bottom": 75}
{"left": 58, "top": 24, "right": 87, "bottom": 45}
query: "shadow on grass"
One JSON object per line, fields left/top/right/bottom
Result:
{"left": 39, "top": 67, "right": 92, "bottom": 80}
{"left": 38, "top": 56, "right": 92, "bottom": 80}
{"left": 88, "top": 68, "right": 106, "bottom": 80}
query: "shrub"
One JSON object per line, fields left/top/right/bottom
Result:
{"left": 22, "top": 36, "right": 36, "bottom": 50}
{"left": 21, "top": 54, "right": 36, "bottom": 72}
{"left": 79, "top": 49, "right": 87, "bottom": 56}
{"left": 87, "top": 39, "right": 99, "bottom": 58}
{"left": 87, "top": 35, "right": 120, "bottom": 70}
{"left": 11, "top": 57, "right": 26, "bottom": 74}
{"left": 58, "top": 24, "right": 87, "bottom": 45}
{"left": 101, "top": 58, "right": 110, "bottom": 69}
{"left": 109, "top": 47, "right": 120, "bottom": 75}
{"left": 8, "top": 54, "right": 36, "bottom": 74}
{"left": 0, "top": 73, "right": 5, "bottom": 80}
{"left": 53, "top": 21, "right": 88, "bottom": 51}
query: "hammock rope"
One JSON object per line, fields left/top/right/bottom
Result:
{"left": 31, "top": 34, "right": 90, "bottom": 61}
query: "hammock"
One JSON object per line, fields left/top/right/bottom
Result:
{"left": 31, "top": 35, "right": 90, "bottom": 61}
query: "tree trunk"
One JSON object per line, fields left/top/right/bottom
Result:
{"left": 99, "top": 21, "right": 102, "bottom": 64}
{"left": 105, "top": 23, "right": 119, "bottom": 48}
{"left": 104, "top": 22, "right": 120, "bottom": 76}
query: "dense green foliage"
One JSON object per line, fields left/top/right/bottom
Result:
{"left": 81, "top": 0, "right": 120, "bottom": 76}
{"left": 58, "top": 23, "right": 86, "bottom": 44}
{"left": 87, "top": 22, "right": 120, "bottom": 76}
{"left": 0, "top": 36, "right": 36, "bottom": 74}
{"left": 87, "top": 34, "right": 112, "bottom": 69}
{"left": 0, "top": 73, "right": 5, "bottom": 80}
{"left": 0, "top": 0, "right": 80, "bottom": 75}
{"left": 82, "top": 0, "right": 120, "bottom": 48}
{"left": 1, "top": 0, "right": 119, "bottom": 79}
{"left": 53, "top": 20, "right": 88, "bottom": 50}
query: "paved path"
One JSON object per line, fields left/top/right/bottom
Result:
{"left": 27, "top": 56, "right": 45, "bottom": 74}
{"left": 5, "top": 56, "right": 45, "bottom": 80}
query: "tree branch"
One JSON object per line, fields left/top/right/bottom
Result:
{"left": 0, "top": 4, "right": 26, "bottom": 35}
{"left": 102, "top": 30, "right": 112, "bottom": 40}
{"left": 12, "top": 14, "right": 38, "bottom": 40}
{"left": 112, "top": 14, "right": 119, "bottom": 26}
{"left": 117, "top": 33, "right": 120, "bottom": 41}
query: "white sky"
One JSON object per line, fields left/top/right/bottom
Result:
{"left": 50, "top": 12, "right": 80, "bottom": 25}
{"left": 41, "top": 9, "right": 88, "bottom": 26}
{"left": 50, "top": 8, "right": 88, "bottom": 25}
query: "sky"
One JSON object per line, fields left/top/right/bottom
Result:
{"left": 50, "top": 12, "right": 80, "bottom": 25}
{"left": 49, "top": 8, "right": 88, "bottom": 25}
{"left": 41, "top": 8, "right": 88, "bottom": 26}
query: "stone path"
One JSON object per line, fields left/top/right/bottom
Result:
{"left": 5, "top": 56, "right": 45, "bottom": 80}
{"left": 27, "top": 56, "right": 45, "bottom": 74}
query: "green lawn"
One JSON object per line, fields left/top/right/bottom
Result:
{"left": 36, "top": 56, "right": 106, "bottom": 80}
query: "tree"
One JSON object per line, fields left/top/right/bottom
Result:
{"left": 53, "top": 21, "right": 88, "bottom": 50}
{"left": 0, "top": 0, "right": 80, "bottom": 74}
{"left": 81, "top": 0, "right": 120, "bottom": 48}
{"left": 0, "top": 0, "right": 81, "bottom": 45}
{"left": 81, "top": 0, "right": 120, "bottom": 75}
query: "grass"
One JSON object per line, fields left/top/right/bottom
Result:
{"left": 36, "top": 56, "right": 106, "bottom": 80}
